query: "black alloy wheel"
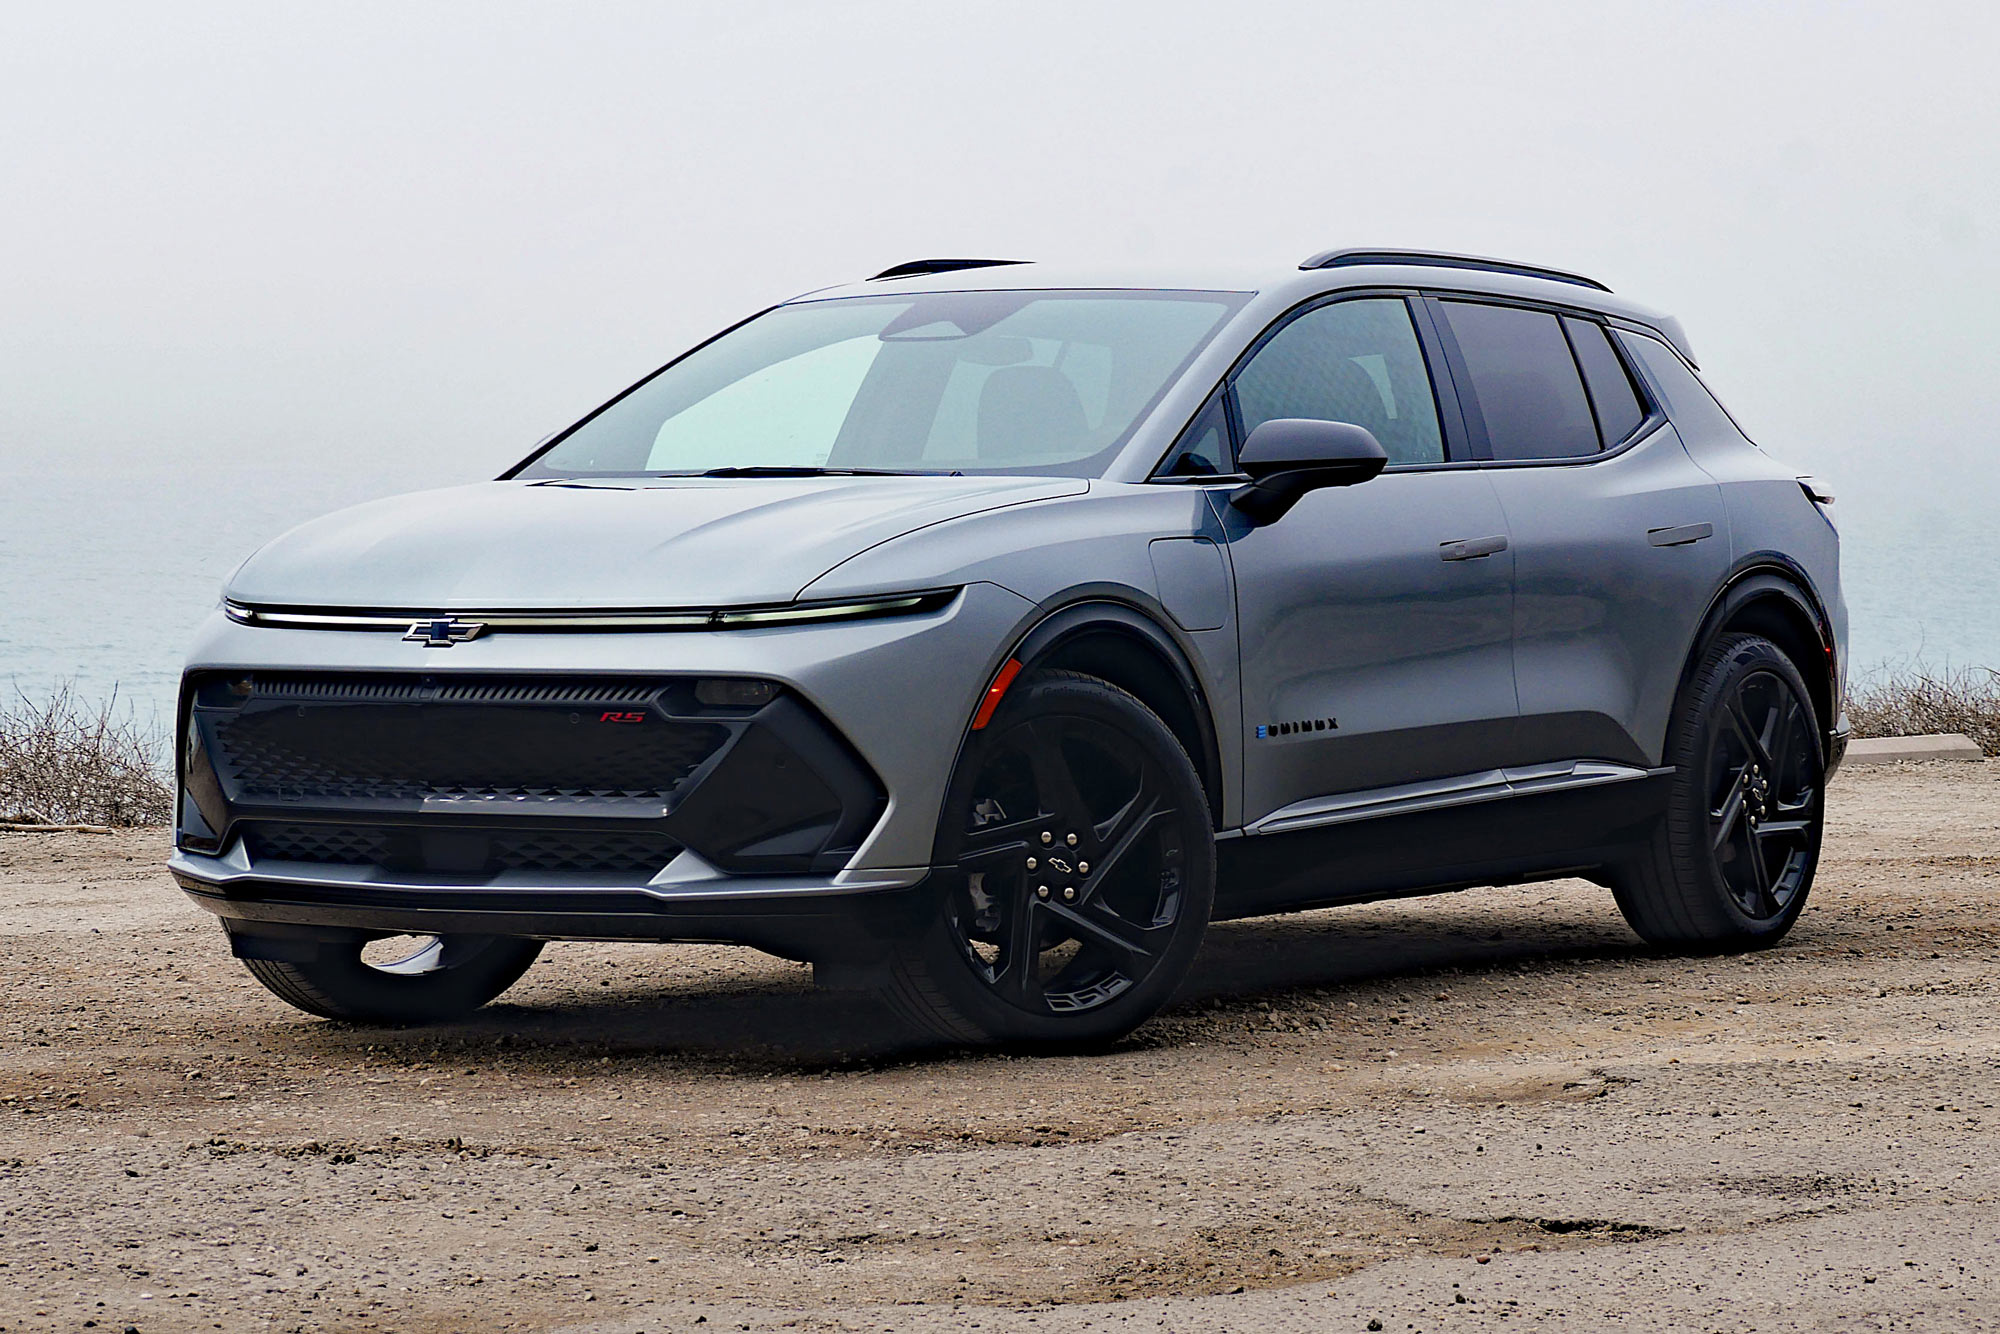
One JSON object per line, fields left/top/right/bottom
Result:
{"left": 1705, "top": 664, "right": 1820, "bottom": 920}
{"left": 1612, "top": 633, "right": 1825, "bottom": 948}
{"left": 239, "top": 934, "right": 544, "bottom": 1024}
{"left": 884, "top": 669, "right": 1215, "bottom": 1046}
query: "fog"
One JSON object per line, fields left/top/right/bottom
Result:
{"left": 4, "top": 0, "right": 1995, "bottom": 504}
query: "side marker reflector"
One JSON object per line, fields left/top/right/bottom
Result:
{"left": 971, "top": 658, "right": 1024, "bottom": 731}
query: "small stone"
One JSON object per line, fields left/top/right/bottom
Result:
{"left": 1367, "top": 1321, "right": 1384, "bottom": 1331}
{"left": 1475, "top": 1254, "right": 1491, "bottom": 1264}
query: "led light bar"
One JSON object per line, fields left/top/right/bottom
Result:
{"left": 223, "top": 589, "right": 960, "bottom": 634}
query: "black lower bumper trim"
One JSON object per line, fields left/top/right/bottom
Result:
{"left": 174, "top": 870, "right": 930, "bottom": 962}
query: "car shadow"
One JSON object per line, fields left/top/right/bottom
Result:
{"left": 263, "top": 891, "right": 1663, "bottom": 1073}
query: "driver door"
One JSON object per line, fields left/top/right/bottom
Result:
{"left": 1218, "top": 295, "right": 1517, "bottom": 825}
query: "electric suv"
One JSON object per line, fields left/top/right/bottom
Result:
{"left": 171, "top": 249, "right": 1848, "bottom": 1045}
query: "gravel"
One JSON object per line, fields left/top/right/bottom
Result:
{"left": 2, "top": 761, "right": 1996, "bottom": 1331}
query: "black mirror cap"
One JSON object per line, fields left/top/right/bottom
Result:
{"left": 1230, "top": 419, "right": 1389, "bottom": 523}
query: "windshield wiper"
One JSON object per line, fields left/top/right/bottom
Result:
{"left": 695, "top": 466, "right": 912, "bottom": 478}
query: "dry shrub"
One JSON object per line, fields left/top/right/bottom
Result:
{"left": 1847, "top": 666, "right": 2000, "bottom": 757}
{"left": 0, "top": 682, "right": 173, "bottom": 826}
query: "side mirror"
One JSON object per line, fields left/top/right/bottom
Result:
{"left": 1229, "top": 418, "right": 1389, "bottom": 524}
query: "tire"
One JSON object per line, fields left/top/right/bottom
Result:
{"left": 240, "top": 935, "right": 544, "bottom": 1024}
{"left": 883, "top": 669, "right": 1215, "bottom": 1048}
{"left": 1611, "top": 633, "right": 1825, "bottom": 949}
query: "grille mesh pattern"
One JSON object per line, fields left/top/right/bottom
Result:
{"left": 207, "top": 681, "right": 727, "bottom": 805}
{"left": 245, "top": 823, "right": 680, "bottom": 874}
{"left": 246, "top": 823, "right": 393, "bottom": 866}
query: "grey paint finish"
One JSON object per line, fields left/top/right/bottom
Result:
{"left": 1221, "top": 469, "right": 1517, "bottom": 823}
{"left": 796, "top": 481, "right": 1248, "bottom": 831}
{"left": 1148, "top": 537, "right": 1231, "bottom": 632}
{"left": 226, "top": 475, "right": 1086, "bottom": 611}
{"left": 182, "top": 256, "right": 1847, "bottom": 924}
{"left": 1485, "top": 424, "right": 1730, "bottom": 769}
{"left": 1618, "top": 327, "right": 1847, "bottom": 693}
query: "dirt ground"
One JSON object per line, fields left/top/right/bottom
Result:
{"left": 1, "top": 762, "right": 1996, "bottom": 1334}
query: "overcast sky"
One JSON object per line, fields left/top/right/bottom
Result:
{"left": 3, "top": 0, "right": 1995, "bottom": 502}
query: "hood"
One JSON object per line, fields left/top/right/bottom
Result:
{"left": 225, "top": 475, "right": 1088, "bottom": 610}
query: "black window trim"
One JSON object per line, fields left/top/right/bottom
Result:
{"left": 1150, "top": 385, "right": 1237, "bottom": 481}
{"left": 1607, "top": 320, "right": 1758, "bottom": 446}
{"left": 1423, "top": 291, "right": 1671, "bottom": 470}
{"left": 1146, "top": 287, "right": 1475, "bottom": 483}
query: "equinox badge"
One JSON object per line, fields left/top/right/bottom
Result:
{"left": 403, "top": 618, "right": 487, "bottom": 648}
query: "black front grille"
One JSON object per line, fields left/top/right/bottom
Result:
{"left": 183, "top": 670, "right": 888, "bottom": 877}
{"left": 244, "top": 822, "right": 681, "bottom": 875}
{"left": 204, "top": 675, "right": 728, "bottom": 806}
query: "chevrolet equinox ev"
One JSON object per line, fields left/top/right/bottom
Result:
{"left": 171, "top": 249, "right": 1849, "bottom": 1046}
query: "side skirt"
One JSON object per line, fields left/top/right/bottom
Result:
{"left": 1215, "top": 768, "right": 1669, "bottom": 921}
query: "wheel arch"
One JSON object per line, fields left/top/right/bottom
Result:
{"left": 1676, "top": 557, "right": 1839, "bottom": 749}
{"left": 986, "top": 599, "right": 1227, "bottom": 831}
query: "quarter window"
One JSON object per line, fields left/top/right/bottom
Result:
{"left": 1158, "top": 392, "right": 1230, "bottom": 476}
{"left": 1232, "top": 298, "right": 1445, "bottom": 466}
{"left": 1619, "top": 331, "right": 1752, "bottom": 445}
{"left": 1441, "top": 302, "right": 1599, "bottom": 460}
{"left": 1562, "top": 316, "right": 1646, "bottom": 446}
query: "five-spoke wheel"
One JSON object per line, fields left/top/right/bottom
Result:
{"left": 1613, "top": 633, "right": 1825, "bottom": 947}
{"left": 1706, "top": 664, "right": 1820, "bottom": 921}
{"left": 885, "top": 669, "right": 1214, "bottom": 1046}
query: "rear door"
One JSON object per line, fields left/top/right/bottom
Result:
{"left": 1219, "top": 294, "right": 1518, "bottom": 824}
{"left": 1431, "top": 297, "right": 1729, "bottom": 770}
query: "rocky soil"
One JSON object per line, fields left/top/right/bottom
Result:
{"left": 1, "top": 761, "right": 1996, "bottom": 1332}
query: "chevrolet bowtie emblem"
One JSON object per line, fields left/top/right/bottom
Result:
{"left": 404, "top": 618, "right": 487, "bottom": 648}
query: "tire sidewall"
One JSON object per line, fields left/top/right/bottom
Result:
{"left": 270, "top": 936, "right": 544, "bottom": 1024}
{"left": 915, "top": 671, "right": 1216, "bottom": 1045}
{"left": 1669, "top": 634, "right": 1825, "bottom": 942}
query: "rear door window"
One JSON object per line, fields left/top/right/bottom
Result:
{"left": 1562, "top": 316, "right": 1647, "bottom": 445}
{"left": 1232, "top": 298, "right": 1446, "bottom": 466}
{"left": 1440, "top": 302, "right": 1599, "bottom": 460}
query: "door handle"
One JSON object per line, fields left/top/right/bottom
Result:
{"left": 1646, "top": 522, "right": 1714, "bottom": 547}
{"left": 1439, "top": 535, "right": 1508, "bottom": 561}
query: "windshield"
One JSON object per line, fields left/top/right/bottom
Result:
{"left": 514, "top": 289, "right": 1246, "bottom": 479}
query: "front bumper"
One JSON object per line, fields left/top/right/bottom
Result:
{"left": 170, "top": 846, "right": 933, "bottom": 958}
{"left": 170, "top": 581, "right": 1036, "bottom": 946}
{"left": 1826, "top": 712, "right": 1852, "bottom": 779}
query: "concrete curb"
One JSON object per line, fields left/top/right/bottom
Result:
{"left": 1843, "top": 733, "right": 1987, "bottom": 764}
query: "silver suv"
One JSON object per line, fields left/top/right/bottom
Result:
{"left": 172, "top": 249, "right": 1848, "bottom": 1046}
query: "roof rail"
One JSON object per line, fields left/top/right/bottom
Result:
{"left": 1299, "top": 248, "right": 1611, "bottom": 292}
{"left": 870, "top": 258, "right": 1030, "bottom": 281}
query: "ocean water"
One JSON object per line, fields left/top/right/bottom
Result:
{"left": 2, "top": 457, "right": 1996, "bottom": 735}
